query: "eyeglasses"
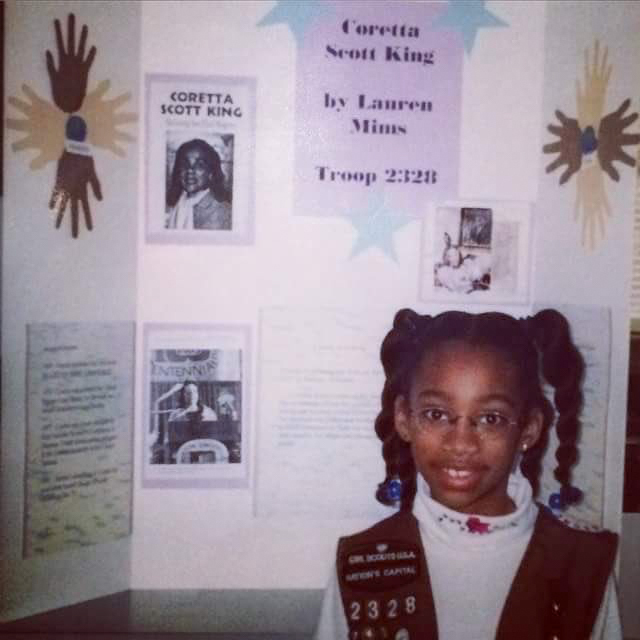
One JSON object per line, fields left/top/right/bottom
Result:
{"left": 408, "top": 407, "right": 520, "bottom": 439}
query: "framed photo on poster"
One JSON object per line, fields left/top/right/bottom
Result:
{"left": 419, "top": 200, "right": 533, "bottom": 304}
{"left": 142, "top": 323, "right": 251, "bottom": 488}
{"left": 145, "top": 73, "right": 256, "bottom": 245}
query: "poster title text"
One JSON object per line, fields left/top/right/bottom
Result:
{"left": 323, "top": 19, "right": 436, "bottom": 138}
{"left": 326, "top": 19, "right": 434, "bottom": 67}
{"left": 161, "top": 92, "right": 243, "bottom": 117}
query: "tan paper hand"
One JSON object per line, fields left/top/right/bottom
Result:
{"left": 6, "top": 84, "right": 65, "bottom": 169}
{"left": 574, "top": 163, "right": 611, "bottom": 250}
{"left": 576, "top": 40, "right": 611, "bottom": 129}
{"left": 80, "top": 80, "right": 136, "bottom": 156}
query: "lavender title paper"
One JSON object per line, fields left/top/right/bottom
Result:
{"left": 294, "top": 2, "right": 463, "bottom": 217}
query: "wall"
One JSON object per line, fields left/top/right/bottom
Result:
{"left": 132, "top": 0, "right": 545, "bottom": 589}
{"left": 132, "top": 0, "right": 636, "bottom": 590}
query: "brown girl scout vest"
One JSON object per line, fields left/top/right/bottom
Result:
{"left": 337, "top": 507, "right": 617, "bottom": 640}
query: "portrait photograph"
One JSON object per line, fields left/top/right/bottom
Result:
{"left": 460, "top": 207, "right": 492, "bottom": 248}
{"left": 432, "top": 206, "right": 493, "bottom": 296}
{"left": 164, "top": 132, "right": 234, "bottom": 232}
{"left": 143, "top": 323, "right": 250, "bottom": 488}
{"left": 145, "top": 73, "right": 255, "bottom": 245}
{"left": 419, "top": 200, "right": 533, "bottom": 304}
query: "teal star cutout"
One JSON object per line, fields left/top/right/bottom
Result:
{"left": 344, "top": 196, "right": 415, "bottom": 262}
{"left": 257, "top": 1, "right": 331, "bottom": 43}
{"left": 432, "top": 0, "right": 508, "bottom": 54}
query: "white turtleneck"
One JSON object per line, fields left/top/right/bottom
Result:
{"left": 413, "top": 470, "right": 536, "bottom": 638}
{"left": 313, "top": 471, "right": 621, "bottom": 639}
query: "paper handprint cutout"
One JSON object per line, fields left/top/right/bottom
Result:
{"left": 7, "top": 13, "right": 136, "bottom": 238}
{"left": 543, "top": 41, "right": 640, "bottom": 249}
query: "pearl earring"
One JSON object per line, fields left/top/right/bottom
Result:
{"left": 522, "top": 443, "right": 528, "bottom": 452}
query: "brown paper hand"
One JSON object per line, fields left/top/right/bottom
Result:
{"left": 46, "top": 13, "right": 96, "bottom": 114}
{"left": 49, "top": 151, "right": 102, "bottom": 238}
{"left": 543, "top": 110, "right": 583, "bottom": 184}
{"left": 597, "top": 98, "right": 640, "bottom": 181}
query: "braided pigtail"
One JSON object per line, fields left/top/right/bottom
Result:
{"left": 374, "top": 309, "right": 429, "bottom": 510}
{"left": 519, "top": 411, "right": 550, "bottom": 498}
{"left": 374, "top": 383, "right": 416, "bottom": 510}
{"left": 525, "top": 309, "right": 585, "bottom": 507}
{"left": 517, "top": 317, "right": 551, "bottom": 496}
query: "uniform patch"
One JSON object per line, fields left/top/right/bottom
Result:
{"left": 339, "top": 540, "right": 421, "bottom": 593}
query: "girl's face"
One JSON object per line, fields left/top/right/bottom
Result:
{"left": 179, "top": 148, "right": 213, "bottom": 195}
{"left": 394, "top": 340, "right": 542, "bottom": 516}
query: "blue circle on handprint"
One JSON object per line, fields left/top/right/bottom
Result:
{"left": 580, "top": 125, "right": 598, "bottom": 155}
{"left": 66, "top": 115, "right": 87, "bottom": 142}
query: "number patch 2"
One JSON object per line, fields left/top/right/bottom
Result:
{"left": 348, "top": 595, "right": 418, "bottom": 622}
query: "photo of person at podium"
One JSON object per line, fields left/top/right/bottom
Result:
{"left": 150, "top": 378, "right": 241, "bottom": 465}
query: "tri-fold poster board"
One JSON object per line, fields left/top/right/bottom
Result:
{"left": 2, "top": 0, "right": 638, "bottom": 626}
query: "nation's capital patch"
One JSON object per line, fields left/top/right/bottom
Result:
{"left": 339, "top": 540, "right": 422, "bottom": 593}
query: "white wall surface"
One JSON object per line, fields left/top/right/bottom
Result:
{"left": 131, "top": 0, "right": 635, "bottom": 590}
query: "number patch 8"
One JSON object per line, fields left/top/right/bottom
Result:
{"left": 348, "top": 595, "right": 417, "bottom": 624}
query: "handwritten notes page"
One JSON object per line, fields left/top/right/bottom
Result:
{"left": 256, "top": 308, "right": 393, "bottom": 519}
{"left": 24, "top": 323, "right": 134, "bottom": 557}
{"left": 534, "top": 305, "right": 611, "bottom": 527}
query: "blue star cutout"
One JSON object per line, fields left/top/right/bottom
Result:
{"left": 344, "top": 195, "right": 415, "bottom": 262}
{"left": 257, "top": 1, "right": 331, "bottom": 44}
{"left": 432, "top": 0, "right": 508, "bottom": 54}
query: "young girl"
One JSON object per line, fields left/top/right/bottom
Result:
{"left": 314, "top": 308, "right": 621, "bottom": 640}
